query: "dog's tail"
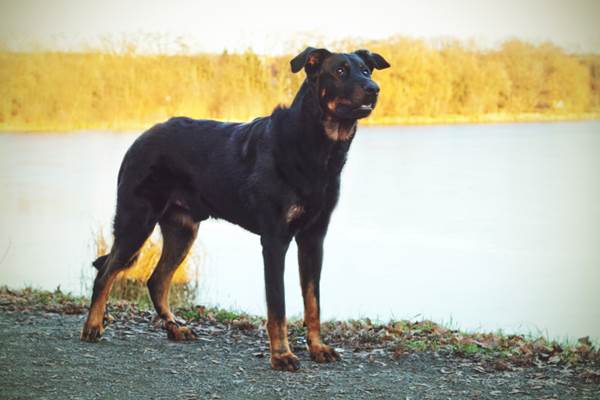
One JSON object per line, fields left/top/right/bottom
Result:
{"left": 92, "top": 253, "right": 139, "bottom": 271}
{"left": 92, "top": 254, "right": 109, "bottom": 271}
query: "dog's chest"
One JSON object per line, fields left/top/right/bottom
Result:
{"left": 284, "top": 179, "right": 338, "bottom": 229}
{"left": 322, "top": 119, "right": 357, "bottom": 142}
{"left": 285, "top": 204, "right": 305, "bottom": 223}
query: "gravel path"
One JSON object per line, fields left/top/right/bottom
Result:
{"left": 1, "top": 310, "right": 598, "bottom": 399}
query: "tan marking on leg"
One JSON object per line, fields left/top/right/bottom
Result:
{"left": 303, "top": 282, "right": 340, "bottom": 363}
{"left": 267, "top": 316, "right": 299, "bottom": 371}
{"left": 148, "top": 270, "right": 177, "bottom": 321}
{"left": 165, "top": 321, "right": 197, "bottom": 341}
{"left": 151, "top": 267, "right": 198, "bottom": 342}
{"left": 285, "top": 204, "right": 304, "bottom": 223}
{"left": 148, "top": 211, "right": 198, "bottom": 341}
{"left": 267, "top": 316, "right": 290, "bottom": 353}
{"left": 81, "top": 271, "right": 119, "bottom": 341}
{"left": 304, "top": 281, "right": 320, "bottom": 345}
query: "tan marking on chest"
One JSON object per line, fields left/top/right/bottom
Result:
{"left": 286, "top": 204, "right": 304, "bottom": 223}
{"left": 323, "top": 118, "right": 357, "bottom": 142}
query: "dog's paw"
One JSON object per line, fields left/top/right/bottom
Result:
{"left": 80, "top": 323, "right": 104, "bottom": 342}
{"left": 309, "top": 343, "right": 340, "bottom": 363}
{"left": 270, "top": 351, "right": 300, "bottom": 372}
{"left": 165, "top": 321, "right": 197, "bottom": 341}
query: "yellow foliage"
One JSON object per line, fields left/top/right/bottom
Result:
{"left": 1, "top": 37, "right": 599, "bottom": 131}
{"left": 93, "top": 229, "right": 199, "bottom": 306}
{"left": 95, "top": 231, "right": 192, "bottom": 285}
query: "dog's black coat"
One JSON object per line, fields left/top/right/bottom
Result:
{"left": 118, "top": 88, "right": 347, "bottom": 237}
{"left": 86, "top": 47, "right": 389, "bottom": 370}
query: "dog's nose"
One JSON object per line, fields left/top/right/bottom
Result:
{"left": 363, "top": 82, "right": 380, "bottom": 95}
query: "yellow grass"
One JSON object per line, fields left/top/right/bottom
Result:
{"left": 1, "top": 37, "right": 599, "bottom": 131}
{"left": 95, "top": 230, "right": 199, "bottom": 306}
{"left": 95, "top": 231, "right": 193, "bottom": 285}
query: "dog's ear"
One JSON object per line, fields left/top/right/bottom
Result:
{"left": 290, "top": 47, "right": 332, "bottom": 75}
{"left": 354, "top": 49, "right": 391, "bottom": 70}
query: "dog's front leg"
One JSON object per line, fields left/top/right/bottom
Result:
{"left": 296, "top": 231, "right": 341, "bottom": 363}
{"left": 261, "top": 235, "right": 299, "bottom": 371}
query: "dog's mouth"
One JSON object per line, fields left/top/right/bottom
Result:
{"left": 349, "top": 100, "right": 376, "bottom": 118}
{"left": 325, "top": 97, "right": 377, "bottom": 119}
{"left": 356, "top": 103, "right": 374, "bottom": 112}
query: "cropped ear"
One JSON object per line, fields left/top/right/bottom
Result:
{"left": 354, "top": 49, "right": 391, "bottom": 70}
{"left": 290, "top": 47, "right": 332, "bottom": 75}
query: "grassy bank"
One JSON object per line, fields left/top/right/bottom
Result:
{"left": 1, "top": 286, "right": 598, "bottom": 373}
{"left": 1, "top": 37, "right": 599, "bottom": 131}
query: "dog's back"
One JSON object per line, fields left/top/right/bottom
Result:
{"left": 116, "top": 116, "right": 274, "bottom": 232}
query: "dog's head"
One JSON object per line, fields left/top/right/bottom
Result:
{"left": 291, "top": 47, "right": 390, "bottom": 120}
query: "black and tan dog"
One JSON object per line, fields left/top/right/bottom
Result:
{"left": 81, "top": 47, "right": 390, "bottom": 371}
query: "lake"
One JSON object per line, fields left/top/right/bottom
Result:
{"left": 1, "top": 121, "right": 599, "bottom": 341}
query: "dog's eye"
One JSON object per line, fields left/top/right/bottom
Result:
{"left": 362, "top": 69, "right": 370, "bottom": 76}
{"left": 336, "top": 67, "right": 345, "bottom": 77}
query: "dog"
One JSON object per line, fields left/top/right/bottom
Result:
{"left": 81, "top": 47, "right": 390, "bottom": 371}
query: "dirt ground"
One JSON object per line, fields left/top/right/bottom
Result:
{"left": 1, "top": 308, "right": 599, "bottom": 400}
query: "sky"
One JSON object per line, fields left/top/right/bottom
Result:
{"left": 1, "top": 0, "right": 599, "bottom": 54}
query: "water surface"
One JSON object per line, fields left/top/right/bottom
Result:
{"left": 1, "top": 122, "right": 599, "bottom": 340}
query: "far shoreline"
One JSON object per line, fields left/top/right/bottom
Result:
{"left": 1, "top": 113, "right": 599, "bottom": 134}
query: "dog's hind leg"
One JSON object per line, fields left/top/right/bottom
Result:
{"left": 81, "top": 198, "right": 158, "bottom": 342}
{"left": 147, "top": 207, "right": 199, "bottom": 341}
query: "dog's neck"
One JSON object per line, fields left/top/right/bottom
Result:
{"left": 270, "top": 80, "right": 356, "bottom": 197}
{"left": 291, "top": 80, "right": 357, "bottom": 143}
